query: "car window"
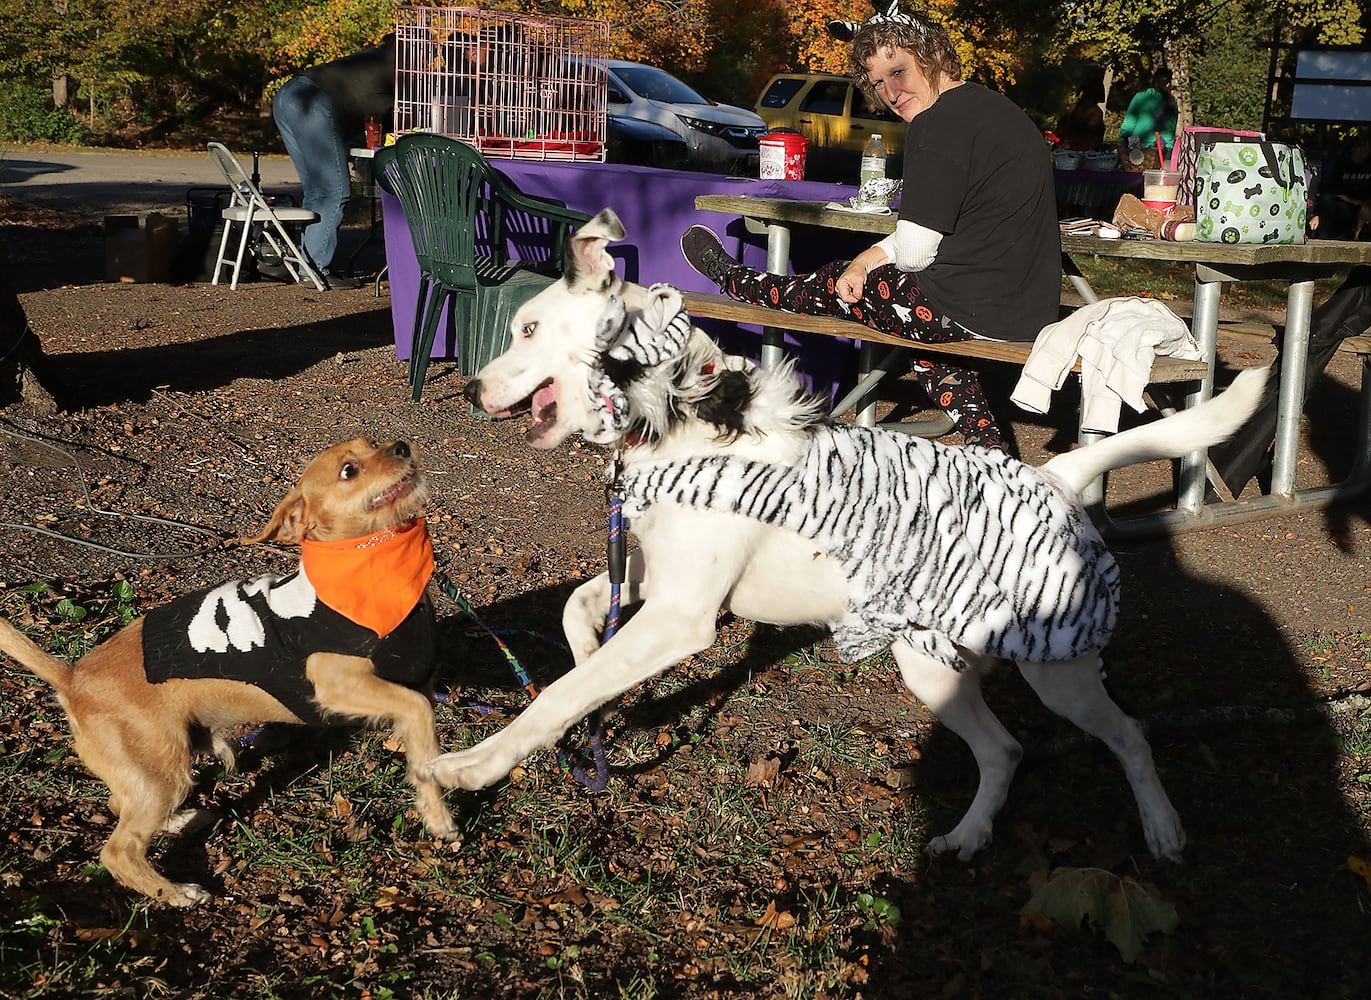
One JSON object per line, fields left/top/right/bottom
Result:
{"left": 614, "top": 65, "right": 709, "bottom": 106}
{"left": 799, "top": 82, "right": 849, "bottom": 117}
{"left": 850, "top": 88, "right": 901, "bottom": 124}
{"left": 759, "top": 79, "right": 806, "bottom": 109}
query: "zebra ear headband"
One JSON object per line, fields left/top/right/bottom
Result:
{"left": 590, "top": 283, "right": 693, "bottom": 436}
{"left": 827, "top": 0, "right": 926, "bottom": 41}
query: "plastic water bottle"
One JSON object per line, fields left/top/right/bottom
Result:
{"left": 860, "top": 134, "right": 887, "bottom": 186}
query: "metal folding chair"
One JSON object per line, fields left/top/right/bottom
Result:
{"left": 206, "top": 142, "right": 325, "bottom": 291}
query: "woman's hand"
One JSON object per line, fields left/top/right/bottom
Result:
{"left": 836, "top": 246, "right": 890, "bottom": 303}
{"left": 835, "top": 262, "right": 867, "bottom": 303}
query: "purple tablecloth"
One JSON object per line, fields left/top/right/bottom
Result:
{"left": 381, "top": 159, "right": 870, "bottom": 393}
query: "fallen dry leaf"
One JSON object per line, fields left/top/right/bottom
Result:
{"left": 375, "top": 886, "right": 422, "bottom": 910}
{"left": 755, "top": 900, "right": 796, "bottom": 931}
{"left": 745, "top": 756, "right": 782, "bottom": 788}
{"left": 1346, "top": 856, "right": 1371, "bottom": 892}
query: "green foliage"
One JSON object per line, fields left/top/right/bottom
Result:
{"left": 265, "top": 0, "right": 398, "bottom": 82}
{"left": 0, "top": 80, "right": 92, "bottom": 143}
{"left": 0, "top": 0, "right": 1366, "bottom": 146}
{"left": 854, "top": 892, "right": 902, "bottom": 929}
{"left": 2, "top": 579, "right": 140, "bottom": 661}
{"left": 1186, "top": 17, "right": 1268, "bottom": 131}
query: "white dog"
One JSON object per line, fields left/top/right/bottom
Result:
{"left": 432, "top": 208, "right": 1267, "bottom": 861}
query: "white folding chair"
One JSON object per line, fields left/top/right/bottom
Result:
{"left": 206, "top": 142, "right": 326, "bottom": 291}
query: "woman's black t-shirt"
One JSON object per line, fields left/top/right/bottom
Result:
{"left": 898, "top": 83, "right": 1061, "bottom": 343}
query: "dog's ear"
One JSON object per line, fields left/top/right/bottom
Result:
{"left": 826, "top": 18, "right": 859, "bottom": 40}
{"left": 245, "top": 490, "right": 309, "bottom": 545}
{"left": 607, "top": 284, "right": 691, "bottom": 368}
{"left": 565, "top": 209, "right": 625, "bottom": 292}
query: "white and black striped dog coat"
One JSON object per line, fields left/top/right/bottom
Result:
{"left": 619, "top": 423, "right": 1119, "bottom": 670}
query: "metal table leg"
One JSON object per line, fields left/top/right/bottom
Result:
{"left": 1178, "top": 267, "right": 1224, "bottom": 513}
{"left": 1271, "top": 277, "right": 1315, "bottom": 497}
{"left": 759, "top": 221, "right": 791, "bottom": 370}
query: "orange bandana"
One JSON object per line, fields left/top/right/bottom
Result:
{"left": 300, "top": 519, "right": 435, "bottom": 636}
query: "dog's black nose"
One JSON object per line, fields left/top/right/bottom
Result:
{"left": 463, "top": 379, "right": 482, "bottom": 405}
{"left": 389, "top": 441, "right": 412, "bottom": 460}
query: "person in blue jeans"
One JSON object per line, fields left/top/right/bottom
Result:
{"left": 272, "top": 36, "right": 395, "bottom": 287}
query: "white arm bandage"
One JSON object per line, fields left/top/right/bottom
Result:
{"left": 874, "top": 219, "right": 944, "bottom": 272}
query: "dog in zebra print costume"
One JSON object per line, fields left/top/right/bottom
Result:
{"left": 433, "top": 209, "right": 1268, "bottom": 862}
{"left": 616, "top": 423, "right": 1120, "bottom": 672}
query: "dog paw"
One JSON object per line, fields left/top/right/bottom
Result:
{"left": 1143, "top": 815, "right": 1186, "bottom": 863}
{"left": 427, "top": 750, "right": 503, "bottom": 791}
{"left": 161, "top": 808, "right": 214, "bottom": 837}
{"left": 926, "top": 824, "right": 992, "bottom": 861}
{"left": 424, "top": 814, "right": 463, "bottom": 843}
{"left": 162, "top": 882, "right": 213, "bottom": 908}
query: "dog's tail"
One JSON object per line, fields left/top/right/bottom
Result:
{"left": 0, "top": 618, "right": 73, "bottom": 695}
{"left": 1042, "top": 366, "right": 1269, "bottom": 496}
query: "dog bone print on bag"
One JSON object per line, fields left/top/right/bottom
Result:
{"left": 1195, "top": 140, "right": 1308, "bottom": 245}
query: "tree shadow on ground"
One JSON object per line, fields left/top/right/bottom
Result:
{"left": 849, "top": 538, "right": 1371, "bottom": 997}
{"left": 47, "top": 307, "right": 396, "bottom": 407}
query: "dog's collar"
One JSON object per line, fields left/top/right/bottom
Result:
{"left": 300, "top": 519, "right": 434, "bottom": 636}
{"left": 685, "top": 361, "right": 717, "bottom": 404}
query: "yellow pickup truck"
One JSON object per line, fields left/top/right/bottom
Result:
{"left": 754, "top": 73, "right": 906, "bottom": 183}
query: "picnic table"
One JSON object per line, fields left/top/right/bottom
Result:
{"left": 691, "top": 194, "right": 1371, "bottom": 536}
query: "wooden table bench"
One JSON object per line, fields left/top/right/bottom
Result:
{"left": 682, "top": 289, "right": 1208, "bottom": 430}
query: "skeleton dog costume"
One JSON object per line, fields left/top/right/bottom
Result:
{"left": 141, "top": 520, "right": 437, "bottom": 723}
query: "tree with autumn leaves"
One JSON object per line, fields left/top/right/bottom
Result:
{"left": 0, "top": 0, "right": 1366, "bottom": 144}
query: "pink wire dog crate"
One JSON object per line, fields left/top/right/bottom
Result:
{"left": 394, "top": 6, "right": 608, "bottom": 161}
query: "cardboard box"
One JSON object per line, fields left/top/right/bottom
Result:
{"left": 105, "top": 213, "right": 179, "bottom": 283}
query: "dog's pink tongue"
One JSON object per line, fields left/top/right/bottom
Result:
{"left": 532, "top": 381, "right": 558, "bottom": 421}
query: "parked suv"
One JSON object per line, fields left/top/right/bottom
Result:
{"left": 605, "top": 60, "right": 766, "bottom": 175}
{"left": 755, "top": 73, "right": 906, "bottom": 183}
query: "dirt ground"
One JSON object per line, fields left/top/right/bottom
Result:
{"left": 1, "top": 194, "right": 1370, "bottom": 998}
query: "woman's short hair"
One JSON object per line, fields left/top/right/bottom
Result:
{"left": 849, "top": 15, "right": 962, "bottom": 106}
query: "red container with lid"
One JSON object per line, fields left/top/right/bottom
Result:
{"left": 759, "top": 131, "right": 808, "bottom": 180}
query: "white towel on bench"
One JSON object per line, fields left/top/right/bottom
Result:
{"left": 1011, "top": 297, "right": 1203, "bottom": 432}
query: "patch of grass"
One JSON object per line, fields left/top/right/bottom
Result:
{"left": 793, "top": 719, "right": 879, "bottom": 773}
{"left": 1067, "top": 254, "right": 1348, "bottom": 312}
{"left": 1332, "top": 711, "right": 1371, "bottom": 793}
{"left": 0, "top": 579, "right": 140, "bottom": 661}
{"left": 1296, "top": 629, "right": 1341, "bottom": 653}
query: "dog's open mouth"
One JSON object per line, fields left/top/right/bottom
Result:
{"left": 368, "top": 472, "right": 418, "bottom": 511}
{"left": 525, "top": 379, "right": 559, "bottom": 444}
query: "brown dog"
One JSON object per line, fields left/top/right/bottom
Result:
{"left": 0, "top": 438, "right": 459, "bottom": 906}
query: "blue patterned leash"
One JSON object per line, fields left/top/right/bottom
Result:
{"left": 429, "top": 464, "right": 633, "bottom": 792}
{"left": 430, "top": 569, "right": 609, "bottom": 790}
{"left": 560, "top": 482, "right": 625, "bottom": 790}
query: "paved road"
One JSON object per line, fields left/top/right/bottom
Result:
{"left": 0, "top": 146, "right": 306, "bottom": 218}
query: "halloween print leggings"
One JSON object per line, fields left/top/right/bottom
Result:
{"left": 716, "top": 259, "right": 1004, "bottom": 450}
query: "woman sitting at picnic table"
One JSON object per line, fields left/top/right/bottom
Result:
{"left": 680, "top": 1, "right": 1060, "bottom": 451}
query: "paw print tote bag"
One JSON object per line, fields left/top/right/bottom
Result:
{"left": 1194, "top": 140, "right": 1307, "bottom": 245}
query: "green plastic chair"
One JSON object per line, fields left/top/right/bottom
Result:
{"left": 374, "top": 134, "right": 591, "bottom": 401}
